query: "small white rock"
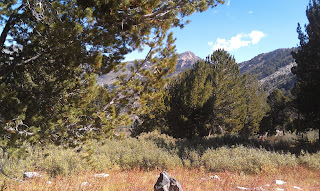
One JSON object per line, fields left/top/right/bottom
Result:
{"left": 23, "top": 172, "right": 41, "bottom": 178}
{"left": 210, "top": 175, "right": 221, "bottom": 181}
{"left": 94, "top": 173, "right": 110, "bottom": 178}
{"left": 47, "top": 181, "right": 52, "bottom": 184}
{"left": 293, "top": 186, "right": 303, "bottom": 190}
{"left": 264, "top": 184, "right": 270, "bottom": 187}
{"left": 81, "top": 182, "right": 91, "bottom": 187}
{"left": 200, "top": 178, "right": 207, "bottom": 180}
{"left": 237, "top": 186, "right": 249, "bottom": 190}
{"left": 254, "top": 187, "right": 266, "bottom": 191}
{"left": 275, "top": 180, "right": 286, "bottom": 185}
{"left": 275, "top": 188, "right": 285, "bottom": 191}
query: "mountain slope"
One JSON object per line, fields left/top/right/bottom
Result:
{"left": 239, "top": 48, "right": 297, "bottom": 92}
{"left": 98, "top": 51, "right": 201, "bottom": 86}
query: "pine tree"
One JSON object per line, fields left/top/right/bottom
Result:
{"left": 291, "top": 0, "right": 320, "bottom": 141}
{"left": 164, "top": 60, "right": 214, "bottom": 138}
{"left": 259, "top": 89, "right": 291, "bottom": 135}
{"left": 153, "top": 50, "right": 248, "bottom": 138}
{"left": 206, "top": 50, "right": 247, "bottom": 134}
{"left": 130, "top": 88, "right": 169, "bottom": 137}
{"left": 0, "top": 0, "right": 225, "bottom": 149}
{"left": 241, "top": 74, "right": 268, "bottom": 135}
{"left": 133, "top": 50, "right": 269, "bottom": 138}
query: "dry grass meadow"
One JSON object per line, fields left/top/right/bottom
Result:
{"left": 1, "top": 167, "right": 319, "bottom": 190}
{"left": 1, "top": 131, "right": 319, "bottom": 190}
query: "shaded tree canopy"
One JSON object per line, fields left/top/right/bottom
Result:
{"left": 291, "top": 0, "right": 320, "bottom": 136}
{"left": 0, "top": 0, "right": 225, "bottom": 149}
{"left": 259, "top": 89, "right": 291, "bottom": 135}
{"left": 164, "top": 59, "right": 214, "bottom": 138}
{"left": 241, "top": 74, "right": 268, "bottom": 135}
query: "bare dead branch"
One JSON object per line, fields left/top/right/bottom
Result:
{"left": 102, "top": 47, "right": 154, "bottom": 111}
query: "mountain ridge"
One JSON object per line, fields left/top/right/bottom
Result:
{"left": 98, "top": 48, "right": 297, "bottom": 92}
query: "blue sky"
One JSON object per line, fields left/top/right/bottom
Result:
{"left": 125, "top": 0, "right": 309, "bottom": 63}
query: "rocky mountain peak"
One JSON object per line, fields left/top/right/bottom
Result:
{"left": 175, "top": 51, "right": 201, "bottom": 73}
{"left": 178, "top": 51, "right": 197, "bottom": 61}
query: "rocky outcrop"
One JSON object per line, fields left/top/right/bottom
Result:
{"left": 154, "top": 171, "right": 183, "bottom": 191}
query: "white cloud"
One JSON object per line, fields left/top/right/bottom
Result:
{"left": 227, "top": 0, "right": 231, "bottom": 6}
{"left": 208, "top": 30, "right": 265, "bottom": 51}
{"left": 210, "top": 34, "right": 250, "bottom": 51}
{"left": 248, "top": 11, "right": 253, "bottom": 14}
{"left": 249, "top": 30, "right": 265, "bottom": 44}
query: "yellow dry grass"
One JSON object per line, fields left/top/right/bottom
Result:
{"left": 1, "top": 167, "right": 319, "bottom": 191}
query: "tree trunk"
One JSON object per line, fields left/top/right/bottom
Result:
{"left": 0, "top": 4, "right": 23, "bottom": 51}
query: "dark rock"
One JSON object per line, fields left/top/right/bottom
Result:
{"left": 154, "top": 171, "right": 183, "bottom": 191}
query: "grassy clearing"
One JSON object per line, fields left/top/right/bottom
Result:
{"left": 0, "top": 167, "right": 319, "bottom": 190}
{"left": 0, "top": 130, "right": 319, "bottom": 190}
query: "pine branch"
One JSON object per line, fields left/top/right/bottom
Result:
{"left": 141, "top": 0, "right": 185, "bottom": 19}
{"left": 0, "top": 4, "right": 23, "bottom": 50}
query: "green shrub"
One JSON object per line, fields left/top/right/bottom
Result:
{"left": 303, "top": 129, "right": 319, "bottom": 143}
{"left": 0, "top": 131, "right": 319, "bottom": 178}
{"left": 299, "top": 151, "right": 320, "bottom": 170}
{"left": 35, "top": 145, "right": 86, "bottom": 176}
{"left": 137, "top": 131, "right": 179, "bottom": 154}
{"left": 201, "top": 145, "right": 297, "bottom": 174}
{"left": 0, "top": 145, "right": 87, "bottom": 178}
{"left": 91, "top": 137, "right": 182, "bottom": 170}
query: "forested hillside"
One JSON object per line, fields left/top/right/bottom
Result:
{"left": 239, "top": 48, "right": 298, "bottom": 92}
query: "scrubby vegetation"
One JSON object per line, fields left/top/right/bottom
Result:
{"left": 1, "top": 130, "right": 319, "bottom": 180}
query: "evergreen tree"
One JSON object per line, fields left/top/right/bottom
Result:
{"left": 130, "top": 89, "right": 169, "bottom": 137}
{"left": 131, "top": 60, "right": 216, "bottom": 138}
{"left": 206, "top": 50, "right": 247, "bottom": 135}
{"left": 291, "top": 0, "right": 320, "bottom": 140}
{"left": 0, "top": 0, "right": 225, "bottom": 150}
{"left": 241, "top": 74, "right": 268, "bottom": 135}
{"left": 164, "top": 60, "right": 214, "bottom": 138}
{"left": 140, "top": 50, "right": 248, "bottom": 138}
{"left": 259, "top": 89, "right": 291, "bottom": 135}
{"left": 133, "top": 50, "right": 269, "bottom": 138}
